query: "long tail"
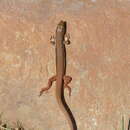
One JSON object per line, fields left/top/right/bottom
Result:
{"left": 56, "top": 93, "right": 77, "bottom": 130}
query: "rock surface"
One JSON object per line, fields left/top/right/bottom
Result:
{"left": 0, "top": 0, "right": 129, "bottom": 130}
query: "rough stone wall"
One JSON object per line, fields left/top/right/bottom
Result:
{"left": 0, "top": 0, "right": 129, "bottom": 130}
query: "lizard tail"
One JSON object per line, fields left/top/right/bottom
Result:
{"left": 56, "top": 94, "right": 77, "bottom": 130}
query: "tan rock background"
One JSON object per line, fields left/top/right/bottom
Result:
{"left": 0, "top": 0, "right": 130, "bottom": 130}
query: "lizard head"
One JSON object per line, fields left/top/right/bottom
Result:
{"left": 56, "top": 20, "right": 66, "bottom": 34}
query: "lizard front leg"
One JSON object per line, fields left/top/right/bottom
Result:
{"left": 64, "top": 33, "right": 70, "bottom": 45}
{"left": 39, "top": 75, "right": 57, "bottom": 96}
{"left": 50, "top": 35, "right": 56, "bottom": 45}
{"left": 63, "top": 76, "right": 72, "bottom": 96}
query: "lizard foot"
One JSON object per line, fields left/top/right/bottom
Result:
{"left": 39, "top": 75, "right": 56, "bottom": 97}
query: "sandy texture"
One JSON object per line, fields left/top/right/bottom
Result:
{"left": 0, "top": 0, "right": 130, "bottom": 130}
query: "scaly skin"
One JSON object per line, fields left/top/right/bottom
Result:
{"left": 39, "top": 21, "right": 77, "bottom": 130}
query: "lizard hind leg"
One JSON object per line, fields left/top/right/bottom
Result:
{"left": 63, "top": 76, "right": 72, "bottom": 97}
{"left": 39, "top": 75, "right": 57, "bottom": 96}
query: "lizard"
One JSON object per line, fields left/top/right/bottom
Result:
{"left": 128, "top": 119, "right": 130, "bottom": 130}
{"left": 39, "top": 20, "right": 77, "bottom": 130}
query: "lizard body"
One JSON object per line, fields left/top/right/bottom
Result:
{"left": 39, "top": 21, "right": 77, "bottom": 130}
